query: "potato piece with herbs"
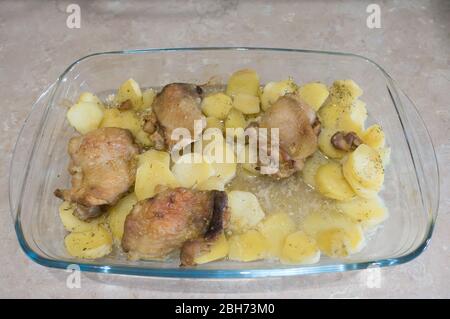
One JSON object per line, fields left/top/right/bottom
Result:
{"left": 64, "top": 225, "right": 113, "bottom": 259}
{"left": 302, "top": 151, "right": 329, "bottom": 188}
{"left": 228, "top": 190, "right": 265, "bottom": 233}
{"left": 228, "top": 229, "right": 267, "bottom": 262}
{"left": 78, "top": 92, "right": 104, "bottom": 107}
{"left": 59, "top": 201, "right": 106, "bottom": 233}
{"left": 297, "top": 82, "right": 329, "bottom": 111}
{"left": 205, "top": 116, "right": 224, "bottom": 132}
{"left": 315, "top": 162, "right": 356, "bottom": 201}
{"left": 201, "top": 93, "right": 233, "bottom": 119}
{"left": 280, "top": 231, "right": 320, "bottom": 265}
{"left": 224, "top": 108, "right": 246, "bottom": 132}
{"left": 107, "top": 193, "right": 138, "bottom": 242}
{"left": 194, "top": 233, "right": 229, "bottom": 264}
{"left": 137, "top": 149, "right": 171, "bottom": 167}
{"left": 172, "top": 153, "right": 215, "bottom": 188}
{"left": 232, "top": 94, "right": 260, "bottom": 114}
{"left": 257, "top": 212, "right": 296, "bottom": 258}
{"left": 135, "top": 161, "right": 179, "bottom": 200}
{"left": 336, "top": 196, "right": 388, "bottom": 230}
{"left": 141, "top": 88, "right": 156, "bottom": 110}
{"left": 226, "top": 69, "right": 260, "bottom": 97}
{"left": 328, "top": 80, "right": 363, "bottom": 106}
{"left": 362, "top": 124, "right": 385, "bottom": 149}
{"left": 318, "top": 128, "right": 347, "bottom": 159}
{"left": 67, "top": 101, "right": 104, "bottom": 134}
{"left": 260, "top": 79, "right": 296, "bottom": 111}
{"left": 114, "top": 78, "right": 143, "bottom": 109}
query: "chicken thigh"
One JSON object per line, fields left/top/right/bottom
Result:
{"left": 55, "top": 127, "right": 139, "bottom": 219}
{"left": 122, "top": 188, "right": 229, "bottom": 262}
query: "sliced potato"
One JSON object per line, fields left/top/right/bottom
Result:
{"left": 135, "top": 161, "right": 180, "bottom": 200}
{"left": 67, "top": 101, "right": 104, "bottom": 134}
{"left": 232, "top": 94, "right": 260, "bottom": 114}
{"left": 280, "top": 231, "right": 320, "bottom": 265}
{"left": 205, "top": 116, "right": 225, "bottom": 132}
{"left": 59, "top": 201, "right": 106, "bottom": 233}
{"left": 336, "top": 196, "right": 388, "bottom": 230}
{"left": 78, "top": 92, "right": 104, "bottom": 107}
{"left": 297, "top": 82, "right": 329, "bottom": 111}
{"left": 141, "top": 88, "right": 156, "bottom": 110}
{"left": 303, "top": 211, "right": 365, "bottom": 257}
{"left": 64, "top": 225, "right": 113, "bottom": 259}
{"left": 315, "top": 162, "right": 355, "bottom": 201}
{"left": 196, "top": 176, "right": 226, "bottom": 191}
{"left": 114, "top": 78, "right": 143, "bottom": 109}
{"left": 228, "top": 190, "right": 265, "bottom": 233}
{"left": 194, "top": 233, "right": 229, "bottom": 264}
{"left": 107, "top": 193, "right": 138, "bottom": 242}
{"left": 260, "top": 79, "right": 296, "bottom": 111}
{"left": 137, "top": 149, "right": 170, "bottom": 167}
{"left": 228, "top": 229, "right": 267, "bottom": 262}
{"left": 342, "top": 144, "right": 384, "bottom": 197}
{"left": 201, "top": 93, "right": 233, "bottom": 119}
{"left": 224, "top": 108, "right": 246, "bottom": 135}
{"left": 205, "top": 141, "right": 237, "bottom": 185}
{"left": 328, "top": 80, "right": 363, "bottom": 106}
{"left": 172, "top": 153, "right": 215, "bottom": 188}
{"left": 362, "top": 124, "right": 385, "bottom": 149}
{"left": 378, "top": 147, "right": 391, "bottom": 167}
{"left": 319, "top": 101, "right": 366, "bottom": 134}
{"left": 302, "top": 151, "right": 329, "bottom": 188}
{"left": 226, "top": 69, "right": 260, "bottom": 97}
{"left": 257, "top": 212, "right": 296, "bottom": 258}
{"left": 318, "top": 128, "right": 346, "bottom": 159}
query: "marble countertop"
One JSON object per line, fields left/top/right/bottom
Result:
{"left": 0, "top": 0, "right": 448, "bottom": 298}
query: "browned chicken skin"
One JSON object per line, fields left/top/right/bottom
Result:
{"left": 55, "top": 127, "right": 139, "bottom": 219}
{"left": 144, "top": 83, "right": 205, "bottom": 150}
{"left": 122, "top": 188, "right": 229, "bottom": 263}
{"left": 255, "top": 94, "right": 320, "bottom": 178}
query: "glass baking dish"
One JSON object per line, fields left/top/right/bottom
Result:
{"left": 9, "top": 47, "right": 439, "bottom": 278}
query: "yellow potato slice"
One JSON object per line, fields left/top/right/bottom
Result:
{"left": 297, "top": 82, "right": 329, "bottom": 111}
{"left": 67, "top": 101, "right": 104, "bottom": 134}
{"left": 59, "top": 202, "right": 106, "bottom": 233}
{"left": 378, "top": 147, "right": 391, "bottom": 167}
{"left": 336, "top": 196, "right": 388, "bottom": 230}
{"left": 224, "top": 108, "right": 246, "bottom": 130}
{"left": 328, "top": 79, "right": 363, "bottom": 106}
{"left": 302, "top": 151, "right": 329, "bottom": 188}
{"left": 257, "top": 212, "right": 296, "bottom": 258}
{"left": 114, "top": 78, "right": 143, "bottom": 109}
{"left": 201, "top": 92, "right": 233, "bottom": 119}
{"left": 78, "top": 92, "right": 104, "bottom": 107}
{"left": 319, "top": 101, "right": 366, "bottom": 134}
{"left": 64, "top": 225, "right": 113, "bottom": 259}
{"left": 172, "top": 153, "right": 215, "bottom": 188}
{"left": 226, "top": 69, "right": 260, "bottom": 97}
{"left": 342, "top": 144, "right": 384, "bottom": 196}
{"left": 107, "top": 193, "right": 138, "bottom": 242}
{"left": 196, "top": 176, "right": 226, "bottom": 191}
{"left": 362, "top": 124, "right": 385, "bottom": 149}
{"left": 228, "top": 190, "right": 265, "bottom": 233}
{"left": 137, "top": 149, "right": 170, "bottom": 167}
{"left": 205, "top": 116, "right": 225, "bottom": 133}
{"left": 141, "top": 88, "right": 156, "bottom": 110}
{"left": 194, "top": 233, "right": 229, "bottom": 265}
{"left": 135, "top": 161, "right": 179, "bottom": 200}
{"left": 303, "top": 211, "right": 365, "bottom": 257}
{"left": 232, "top": 94, "right": 260, "bottom": 114}
{"left": 280, "top": 231, "right": 320, "bottom": 265}
{"left": 315, "top": 162, "right": 356, "bottom": 201}
{"left": 318, "top": 128, "right": 347, "bottom": 159}
{"left": 228, "top": 229, "right": 267, "bottom": 262}
{"left": 260, "top": 79, "right": 296, "bottom": 111}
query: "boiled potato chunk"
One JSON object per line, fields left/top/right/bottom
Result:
{"left": 224, "top": 108, "right": 246, "bottom": 133}
{"left": 237, "top": 144, "right": 260, "bottom": 176}
{"left": 261, "top": 79, "right": 296, "bottom": 111}
{"left": 107, "top": 193, "right": 138, "bottom": 242}
{"left": 228, "top": 190, "right": 265, "bottom": 233}
{"left": 205, "top": 117, "right": 225, "bottom": 132}
{"left": 228, "top": 229, "right": 267, "bottom": 262}
{"left": 297, "top": 82, "right": 329, "bottom": 111}
{"left": 196, "top": 176, "right": 226, "bottom": 191}
{"left": 141, "top": 88, "right": 156, "bottom": 110}
{"left": 100, "top": 108, "right": 151, "bottom": 146}
{"left": 303, "top": 211, "right": 365, "bottom": 257}
{"left": 319, "top": 101, "right": 366, "bottom": 134}
{"left": 201, "top": 93, "right": 233, "bottom": 119}
{"left": 318, "top": 128, "right": 346, "bottom": 159}
{"left": 342, "top": 144, "right": 384, "bottom": 197}
{"left": 362, "top": 124, "right": 385, "bottom": 149}
{"left": 135, "top": 161, "right": 179, "bottom": 200}
{"left": 257, "top": 212, "right": 296, "bottom": 258}
{"left": 336, "top": 196, "right": 388, "bottom": 230}
{"left": 226, "top": 69, "right": 260, "bottom": 97}
{"left": 64, "top": 225, "right": 113, "bottom": 259}
{"left": 378, "top": 147, "right": 391, "bottom": 166}
{"left": 114, "top": 78, "right": 143, "bottom": 109}
{"left": 206, "top": 142, "right": 237, "bottom": 185}
{"left": 172, "top": 153, "right": 215, "bottom": 188}
{"left": 78, "top": 92, "right": 104, "bottom": 107}
{"left": 302, "top": 151, "right": 329, "bottom": 188}
{"left": 315, "top": 162, "right": 355, "bottom": 201}
{"left": 137, "top": 149, "right": 170, "bottom": 167}
{"left": 194, "top": 233, "right": 229, "bottom": 264}
{"left": 59, "top": 201, "right": 106, "bottom": 232}
{"left": 280, "top": 231, "right": 320, "bottom": 265}
{"left": 232, "top": 94, "right": 260, "bottom": 114}
{"left": 328, "top": 80, "right": 363, "bottom": 106}
{"left": 67, "top": 101, "right": 104, "bottom": 134}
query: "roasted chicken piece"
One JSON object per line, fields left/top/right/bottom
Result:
{"left": 55, "top": 127, "right": 139, "bottom": 220}
{"left": 253, "top": 94, "right": 320, "bottom": 178}
{"left": 122, "top": 188, "right": 229, "bottom": 262}
{"left": 143, "top": 83, "right": 206, "bottom": 151}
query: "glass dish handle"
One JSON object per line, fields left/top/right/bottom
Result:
{"left": 9, "top": 83, "right": 57, "bottom": 221}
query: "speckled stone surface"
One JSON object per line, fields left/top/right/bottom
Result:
{"left": 0, "top": 0, "right": 449, "bottom": 298}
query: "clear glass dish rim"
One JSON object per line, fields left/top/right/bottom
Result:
{"left": 9, "top": 47, "right": 440, "bottom": 278}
